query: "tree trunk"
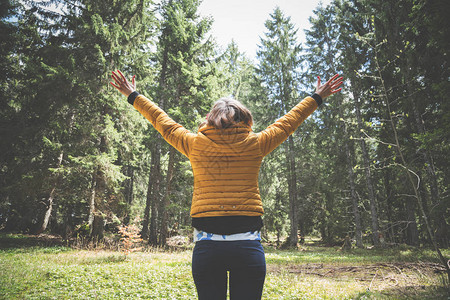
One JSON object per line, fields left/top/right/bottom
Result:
{"left": 88, "top": 104, "right": 110, "bottom": 242}
{"left": 149, "top": 138, "right": 162, "bottom": 245}
{"left": 338, "top": 93, "right": 363, "bottom": 248}
{"left": 88, "top": 166, "right": 106, "bottom": 241}
{"left": 91, "top": 213, "right": 104, "bottom": 242}
{"left": 411, "top": 98, "right": 449, "bottom": 247}
{"left": 159, "top": 146, "right": 176, "bottom": 246}
{"left": 374, "top": 50, "right": 450, "bottom": 283}
{"left": 142, "top": 138, "right": 162, "bottom": 246}
{"left": 88, "top": 170, "right": 97, "bottom": 231}
{"left": 405, "top": 197, "right": 419, "bottom": 246}
{"left": 352, "top": 87, "right": 381, "bottom": 247}
{"left": 34, "top": 112, "right": 74, "bottom": 234}
{"left": 89, "top": 135, "right": 107, "bottom": 240}
{"left": 285, "top": 136, "right": 298, "bottom": 247}
{"left": 123, "top": 165, "right": 134, "bottom": 225}
{"left": 34, "top": 151, "right": 64, "bottom": 235}
{"left": 383, "top": 168, "right": 396, "bottom": 244}
{"left": 125, "top": 165, "right": 134, "bottom": 206}
{"left": 344, "top": 132, "right": 363, "bottom": 248}
{"left": 324, "top": 192, "right": 335, "bottom": 245}
{"left": 141, "top": 152, "right": 153, "bottom": 240}
{"left": 145, "top": 43, "right": 169, "bottom": 246}
{"left": 275, "top": 189, "right": 282, "bottom": 247}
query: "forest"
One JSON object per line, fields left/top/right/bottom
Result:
{"left": 1, "top": 0, "right": 449, "bottom": 265}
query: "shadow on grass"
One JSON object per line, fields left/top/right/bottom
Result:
{"left": 73, "top": 253, "right": 129, "bottom": 265}
{"left": 264, "top": 244, "right": 447, "bottom": 265}
{"left": 0, "top": 233, "right": 66, "bottom": 250}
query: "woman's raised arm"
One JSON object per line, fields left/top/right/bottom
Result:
{"left": 257, "top": 74, "right": 343, "bottom": 156}
{"left": 110, "top": 70, "right": 195, "bottom": 157}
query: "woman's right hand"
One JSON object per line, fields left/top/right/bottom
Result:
{"left": 315, "top": 74, "right": 343, "bottom": 99}
{"left": 110, "top": 70, "right": 136, "bottom": 97}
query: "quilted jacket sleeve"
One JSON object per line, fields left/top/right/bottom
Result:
{"left": 133, "top": 94, "right": 196, "bottom": 157}
{"left": 257, "top": 96, "right": 318, "bottom": 157}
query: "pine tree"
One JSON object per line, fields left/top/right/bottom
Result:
{"left": 304, "top": 2, "right": 368, "bottom": 247}
{"left": 0, "top": 0, "right": 157, "bottom": 237}
{"left": 140, "top": 0, "right": 217, "bottom": 246}
{"left": 256, "top": 7, "right": 304, "bottom": 247}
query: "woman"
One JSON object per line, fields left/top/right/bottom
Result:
{"left": 111, "top": 70, "right": 343, "bottom": 299}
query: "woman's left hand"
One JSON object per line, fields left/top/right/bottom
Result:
{"left": 110, "top": 70, "right": 136, "bottom": 97}
{"left": 315, "top": 73, "right": 343, "bottom": 99}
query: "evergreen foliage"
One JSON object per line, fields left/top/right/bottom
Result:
{"left": 0, "top": 0, "right": 448, "bottom": 265}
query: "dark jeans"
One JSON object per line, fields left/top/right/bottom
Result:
{"left": 192, "top": 240, "right": 266, "bottom": 300}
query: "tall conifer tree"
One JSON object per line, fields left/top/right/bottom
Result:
{"left": 257, "top": 7, "right": 303, "bottom": 247}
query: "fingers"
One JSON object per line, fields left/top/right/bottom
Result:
{"left": 318, "top": 74, "right": 342, "bottom": 88}
{"left": 315, "top": 73, "right": 343, "bottom": 98}
{"left": 330, "top": 73, "right": 343, "bottom": 91}
{"left": 117, "top": 70, "right": 127, "bottom": 82}
{"left": 110, "top": 81, "right": 120, "bottom": 89}
{"left": 111, "top": 70, "right": 134, "bottom": 86}
{"left": 327, "top": 75, "right": 343, "bottom": 94}
{"left": 326, "top": 73, "right": 340, "bottom": 84}
{"left": 111, "top": 70, "right": 128, "bottom": 85}
{"left": 112, "top": 70, "right": 135, "bottom": 87}
{"left": 331, "top": 78, "right": 343, "bottom": 89}
{"left": 111, "top": 71, "right": 122, "bottom": 85}
{"left": 331, "top": 87, "right": 342, "bottom": 94}
{"left": 110, "top": 70, "right": 136, "bottom": 97}
{"left": 328, "top": 76, "right": 343, "bottom": 86}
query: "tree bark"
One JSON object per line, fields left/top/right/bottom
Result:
{"left": 411, "top": 97, "right": 449, "bottom": 247}
{"left": 159, "top": 146, "right": 176, "bottom": 246}
{"left": 145, "top": 41, "right": 169, "bottom": 246}
{"left": 285, "top": 136, "right": 298, "bottom": 247}
{"left": 88, "top": 169, "right": 98, "bottom": 231}
{"left": 142, "top": 138, "right": 162, "bottom": 245}
{"left": 352, "top": 87, "right": 381, "bottom": 247}
{"left": 338, "top": 93, "right": 363, "bottom": 248}
{"left": 89, "top": 116, "right": 108, "bottom": 241}
{"left": 274, "top": 188, "right": 282, "bottom": 247}
{"left": 89, "top": 166, "right": 105, "bottom": 241}
{"left": 91, "top": 213, "right": 104, "bottom": 242}
{"left": 383, "top": 168, "right": 396, "bottom": 243}
{"left": 344, "top": 126, "right": 363, "bottom": 248}
{"left": 149, "top": 138, "right": 162, "bottom": 245}
{"left": 141, "top": 147, "right": 154, "bottom": 240}
{"left": 123, "top": 165, "right": 134, "bottom": 225}
{"left": 125, "top": 165, "right": 134, "bottom": 206}
{"left": 141, "top": 175, "right": 151, "bottom": 239}
{"left": 405, "top": 197, "right": 419, "bottom": 246}
{"left": 34, "top": 112, "right": 75, "bottom": 235}
{"left": 33, "top": 151, "right": 64, "bottom": 235}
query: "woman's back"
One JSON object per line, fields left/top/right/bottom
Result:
{"left": 131, "top": 93, "right": 319, "bottom": 219}
{"left": 190, "top": 122, "right": 263, "bottom": 218}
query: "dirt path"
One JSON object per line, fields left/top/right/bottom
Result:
{"left": 268, "top": 262, "right": 448, "bottom": 298}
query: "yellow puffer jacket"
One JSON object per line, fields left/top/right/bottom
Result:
{"left": 133, "top": 95, "right": 318, "bottom": 218}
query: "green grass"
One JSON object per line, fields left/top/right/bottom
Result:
{"left": 0, "top": 234, "right": 448, "bottom": 299}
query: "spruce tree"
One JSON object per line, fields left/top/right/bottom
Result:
{"left": 256, "top": 7, "right": 303, "bottom": 247}
{"left": 140, "top": 0, "right": 217, "bottom": 245}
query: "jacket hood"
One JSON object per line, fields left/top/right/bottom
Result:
{"left": 197, "top": 122, "right": 253, "bottom": 144}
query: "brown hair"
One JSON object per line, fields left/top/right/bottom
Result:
{"left": 204, "top": 97, "right": 253, "bottom": 129}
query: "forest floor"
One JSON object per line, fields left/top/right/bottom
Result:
{"left": 0, "top": 233, "right": 449, "bottom": 299}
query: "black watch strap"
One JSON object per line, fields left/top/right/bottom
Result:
{"left": 127, "top": 91, "right": 140, "bottom": 105}
{"left": 311, "top": 93, "right": 323, "bottom": 106}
